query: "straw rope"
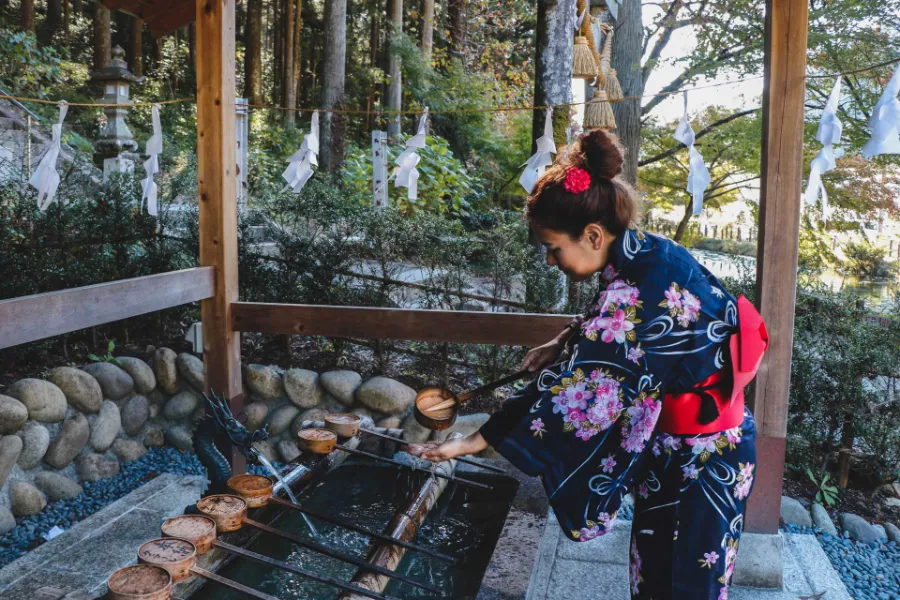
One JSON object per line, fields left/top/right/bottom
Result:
{"left": 0, "top": 56, "right": 897, "bottom": 114}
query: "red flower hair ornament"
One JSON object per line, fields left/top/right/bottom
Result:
{"left": 563, "top": 167, "right": 591, "bottom": 194}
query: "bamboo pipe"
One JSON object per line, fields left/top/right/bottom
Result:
{"left": 338, "top": 433, "right": 466, "bottom": 600}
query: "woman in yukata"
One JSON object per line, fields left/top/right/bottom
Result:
{"left": 410, "top": 129, "right": 769, "bottom": 600}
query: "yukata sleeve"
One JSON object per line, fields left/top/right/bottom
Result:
{"left": 479, "top": 257, "right": 736, "bottom": 542}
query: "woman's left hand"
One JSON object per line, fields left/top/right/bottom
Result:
{"left": 408, "top": 432, "right": 488, "bottom": 462}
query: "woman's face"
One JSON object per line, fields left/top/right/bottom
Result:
{"left": 535, "top": 224, "right": 613, "bottom": 282}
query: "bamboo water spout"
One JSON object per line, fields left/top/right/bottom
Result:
{"left": 338, "top": 433, "right": 465, "bottom": 600}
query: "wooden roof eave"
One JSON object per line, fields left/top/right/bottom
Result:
{"left": 95, "top": 0, "right": 196, "bottom": 38}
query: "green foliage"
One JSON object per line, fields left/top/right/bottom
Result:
{"left": 805, "top": 467, "right": 840, "bottom": 507}
{"left": 0, "top": 28, "right": 63, "bottom": 98}
{"left": 88, "top": 340, "right": 121, "bottom": 366}
{"left": 341, "top": 133, "right": 485, "bottom": 216}
{"left": 840, "top": 240, "right": 899, "bottom": 281}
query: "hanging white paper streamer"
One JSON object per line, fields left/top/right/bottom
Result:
{"left": 391, "top": 108, "right": 428, "bottom": 201}
{"left": 672, "top": 92, "right": 711, "bottom": 216}
{"left": 140, "top": 104, "right": 163, "bottom": 216}
{"left": 29, "top": 101, "right": 68, "bottom": 210}
{"left": 804, "top": 78, "right": 842, "bottom": 216}
{"left": 282, "top": 110, "right": 320, "bottom": 194}
{"left": 519, "top": 108, "right": 556, "bottom": 194}
{"left": 575, "top": 6, "right": 586, "bottom": 31}
{"left": 607, "top": 0, "right": 621, "bottom": 21}
{"left": 862, "top": 64, "right": 900, "bottom": 159}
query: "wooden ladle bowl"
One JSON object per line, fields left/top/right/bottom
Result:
{"left": 413, "top": 369, "right": 532, "bottom": 432}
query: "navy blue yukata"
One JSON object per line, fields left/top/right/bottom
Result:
{"left": 479, "top": 229, "right": 758, "bottom": 600}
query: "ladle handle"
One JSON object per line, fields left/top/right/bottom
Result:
{"left": 456, "top": 369, "right": 532, "bottom": 403}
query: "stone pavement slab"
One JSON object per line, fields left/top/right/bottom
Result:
{"left": 526, "top": 509, "right": 853, "bottom": 600}
{"left": 0, "top": 474, "right": 206, "bottom": 600}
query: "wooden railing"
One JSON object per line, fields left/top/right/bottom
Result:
{"left": 0, "top": 267, "right": 215, "bottom": 350}
{"left": 231, "top": 302, "right": 572, "bottom": 347}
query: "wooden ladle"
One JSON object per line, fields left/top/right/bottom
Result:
{"left": 413, "top": 369, "right": 532, "bottom": 431}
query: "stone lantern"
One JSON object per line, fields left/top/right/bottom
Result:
{"left": 91, "top": 46, "right": 145, "bottom": 178}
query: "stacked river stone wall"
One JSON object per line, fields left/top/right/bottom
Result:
{"left": 0, "top": 352, "right": 492, "bottom": 534}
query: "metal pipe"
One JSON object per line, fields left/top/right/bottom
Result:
{"left": 213, "top": 541, "right": 404, "bottom": 600}
{"left": 242, "top": 518, "right": 443, "bottom": 593}
{"left": 268, "top": 496, "right": 457, "bottom": 564}
{"left": 359, "top": 427, "right": 505, "bottom": 474}
{"left": 336, "top": 444, "right": 493, "bottom": 491}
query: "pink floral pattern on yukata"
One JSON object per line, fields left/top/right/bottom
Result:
{"left": 620, "top": 393, "right": 662, "bottom": 453}
{"left": 582, "top": 280, "right": 643, "bottom": 344}
{"left": 659, "top": 282, "right": 702, "bottom": 327}
{"left": 734, "top": 462, "right": 755, "bottom": 500}
{"left": 630, "top": 537, "right": 643, "bottom": 595}
{"left": 549, "top": 368, "right": 651, "bottom": 442}
{"left": 572, "top": 511, "right": 618, "bottom": 540}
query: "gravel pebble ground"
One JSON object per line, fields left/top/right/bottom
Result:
{"left": 783, "top": 522, "right": 900, "bottom": 600}
{"left": 0, "top": 447, "right": 207, "bottom": 567}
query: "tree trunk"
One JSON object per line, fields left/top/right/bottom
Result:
{"left": 386, "top": 0, "right": 403, "bottom": 140}
{"left": 532, "top": 0, "right": 575, "bottom": 151}
{"left": 129, "top": 17, "right": 144, "bottom": 77}
{"left": 22, "top": 0, "right": 35, "bottom": 33}
{"left": 611, "top": 0, "right": 643, "bottom": 187}
{"left": 321, "top": 0, "right": 347, "bottom": 172}
{"left": 293, "top": 0, "right": 303, "bottom": 109}
{"left": 274, "top": 0, "right": 283, "bottom": 105}
{"left": 283, "top": 0, "right": 297, "bottom": 124}
{"left": 420, "top": 0, "right": 434, "bottom": 60}
{"left": 188, "top": 23, "right": 196, "bottom": 75}
{"left": 47, "top": 0, "right": 63, "bottom": 33}
{"left": 72, "top": 0, "right": 81, "bottom": 15}
{"left": 447, "top": 0, "right": 467, "bottom": 62}
{"left": 93, "top": 4, "right": 111, "bottom": 72}
{"left": 64, "top": 0, "right": 70, "bottom": 45}
{"left": 673, "top": 196, "right": 692, "bottom": 242}
{"left": 244, "top": 0, "right": 263, "bottom": 105}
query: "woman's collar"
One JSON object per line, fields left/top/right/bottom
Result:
{"left": 605, "top": 228, "right": 644, "bottom": 275}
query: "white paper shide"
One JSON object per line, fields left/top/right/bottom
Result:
{"left": 29, "top": 101, "right": 68, "bottom": 210}
{"left": 673, "top": 91, "right": 711, "bottom": 216}
{"left": 519, "top": 108, "right": 557, "bottom": 194}
{"left": 283, "top": 110, "right": 320, "bottom": 194}
{"left": 392, "top": 108, "right": 429, "bottom": 201}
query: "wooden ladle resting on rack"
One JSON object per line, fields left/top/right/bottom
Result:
{"left": 413, "top": 369, "right": 532, "bottom": 431}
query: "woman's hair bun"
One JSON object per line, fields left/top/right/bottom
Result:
{"left": 577, "top": 129, "right": 625, "bottom": 180}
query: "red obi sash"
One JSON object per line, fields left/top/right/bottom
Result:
{"left": 657, "top": 295, "right": 769, "bottom": 435}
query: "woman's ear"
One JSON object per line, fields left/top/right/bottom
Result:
{"left": 584, "top": 223, "right": 605, "bottom": 250}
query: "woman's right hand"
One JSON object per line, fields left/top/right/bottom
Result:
{"left": 521, "top": 339, "right": 564, "bottom": 373}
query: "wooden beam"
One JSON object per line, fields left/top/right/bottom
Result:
{"left": 232, "top": 303, "right": 572, "bottom": 348}
{"left": 746, "top": 0, "right": 809, "bottom": 535}
{"left": 197, "top": 0, "right": 243, "bottom": 470}
{"left": 0, "top": 268, "right": 214, "bottom": 350}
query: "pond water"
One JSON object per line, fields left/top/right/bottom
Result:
{"left": 191, "top": 463, "right": 517, "bottom": 600}
{"left": 689, "top": 249, "right": 900, "bottom": 309}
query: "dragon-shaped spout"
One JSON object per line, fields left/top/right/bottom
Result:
{"left": 193, "top": 390, "right": 269, "bottom": 494}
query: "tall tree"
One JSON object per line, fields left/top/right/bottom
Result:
{"left": 447, "top": 0, "right": 467, "bottom": 62}
{"left": 611, "top": 0, "right": 643, "bottom": 187}
{"left": 21, "top": 0, "right": 35, "bottom": 33}
{"left": 93, "top": 3, "right": 111, "bottom": 72}
{"left": 63, "top": 0, "right": 70, "bottom": 46}
{"left": 532, "top": 0, "right": 575, "bottom": 151}
{"left": 129, "top": 17, "right": 144, "bottom": 77}
{"left": 386, "top": 0, "right": 403, "bottom": 140}
{"left": 283, "top": 0, "right": 297, "bottom": 123}
{"left": 47, "top": 0, "right": 63, "bottom": 34}
{"left": 244, "top": 0, "right": 263, "bottom": 105}
{"left": 420, "top": 0, "right": 434, "bottom": 60}
{"left": 293, "top": 0, "right": 303, "bottom": 109}
{"left": 321, "top": 0, "right": 347, "bottom": 172}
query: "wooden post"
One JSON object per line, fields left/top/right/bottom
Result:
{"left": 197, "top": 0, "right": 244, "bottom": 474}
{"left": 745, "top": 0, "right": 809, "bottom": 535}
